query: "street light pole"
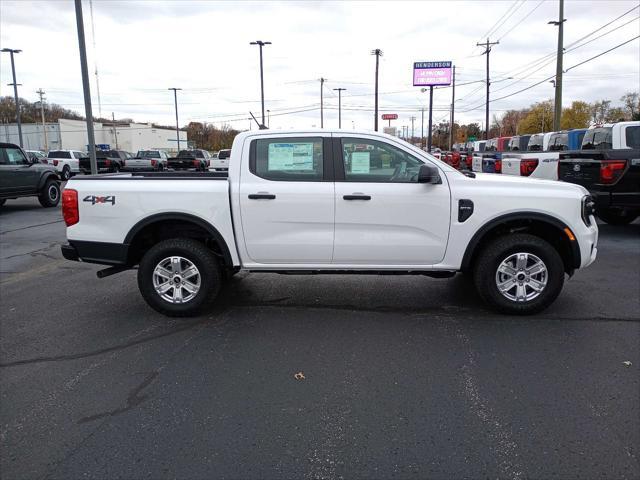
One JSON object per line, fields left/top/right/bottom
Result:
{"left": 333, "top": 88, "right": 346, "bottom": 128}
{"left": 168, "top": 88, "right": 182, "bottom": 151}
{"left": 371, "top": 49, "right": 383, "bottom": 131}
{"left": 73, "top": 0, "right": 97, "bottom": 174}
{"left": 250, "top": 40, "right": 271, "bottom": 128}
{"left": 1, "top": 48, "right": 23, "bottom": 147}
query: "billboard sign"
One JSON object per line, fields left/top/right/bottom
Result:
{"left": 413, "top": 61, "right": 452, "bottom": 86}
{"left": 381, "top": 113, "right": 398, "bottom": 120}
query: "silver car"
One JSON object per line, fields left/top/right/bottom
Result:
{"left": 125, "top": 150, "right": 169, "bottom": 171}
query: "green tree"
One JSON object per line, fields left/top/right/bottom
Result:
{"left": 560, "top": 101, "right": 591, "bottom": 129}
{"left": 517, "top": 100, "right": 554, "bottom": 134}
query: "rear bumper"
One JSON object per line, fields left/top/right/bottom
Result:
{"left": 61, "top": 241, "right": 129, "bottom": 265}
{"left": 591, "top": 190, "right": 640, "bottom": 211}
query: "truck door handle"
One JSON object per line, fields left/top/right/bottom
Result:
{"left": 248, "top": 193, "right": 276, "bottom": 200}
{"left": 343, "top": 194, "right": 371, "bottom": 200}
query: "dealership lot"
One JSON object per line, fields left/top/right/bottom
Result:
{"left": 1, "top": 197, "right": 639, "bottom": 479}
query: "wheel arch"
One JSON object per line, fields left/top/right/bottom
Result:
{"left": 124, "top": 213, "right": 233, "bottom": 269}
{"left": 37, "top": 171, "right": 60, "bottom": 191}
{"left": 461, "top": 212, "right": 581, "bottom": 274}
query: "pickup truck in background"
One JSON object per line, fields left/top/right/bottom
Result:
{"left": 47, "top": 149, "right": 86, "bottom": 180}
{"left": 168, "top": 149, "right": 211, "bottom": 171}
{"left": 125, "top": 150, "right": 169, "bottom": 171}
{"left": 210, "top": 148, "right": 231, "bottom": 172}
{"left": 472, "top": 136, "right": 512, "bottom": 173}
{"left": 507, "top": 135, "right": 531, "bottom": 152}
{"left": 79, "top": 150, "right": 132, "bottom": 174}
{"left": 60, "top": 129, "right": 598, "bottom": 317}
{"left": 559, "top": 121, "right": 640, "bottom": 225}
{"left": 502, "top": 129, "right": 587, "bottom": 180}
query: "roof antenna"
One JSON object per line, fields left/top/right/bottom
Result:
{"left": 249, "top": 111, "right": 267, "bottom": 129}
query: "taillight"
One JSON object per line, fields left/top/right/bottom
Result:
{"left": 520, "top": 158, "right": 539, "bottom": 176}
{"left": 193, "top": 159, "right": 200, "bottom": 167}
{"left": 62, "top": 189, "right": 79, "bottom": 226}
{"left": 151, "top": 159, "right": 157, "bottom": 167}
{"left": 105, "top": 159, "right": 111, "bottom": 167}
{"left": 599, "top": 160, "right": 626, "bottom": 184}
{"left": 53, "top": 159, "right": 59, "bottom": 166}
{"left": 495, "top": 159, "right": 502, "bottom": 173}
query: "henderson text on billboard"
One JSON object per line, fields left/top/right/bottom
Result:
{"left": 413, "top": 61, "right": 452, "bottom": 87}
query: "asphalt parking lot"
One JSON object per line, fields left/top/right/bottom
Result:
{"left": 1, "top": 196, "right": 639, "bottom": 479}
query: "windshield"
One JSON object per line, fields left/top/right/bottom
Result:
{"left": 137, "top": 151, "right": 161, "bottom": 158}
{"left": 582, "top": 128, "right": 613, "bottom": 150}
{"left": 218, "top": 149, "right": 231, "bottom": 159}
{"left": 48, "top": 151, "right": 71, "bottom": 159}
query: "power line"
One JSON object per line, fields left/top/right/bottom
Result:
{"left": 497, "top": 0, "right": 546, "bottom": 42}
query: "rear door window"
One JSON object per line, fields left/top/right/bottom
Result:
{"left": 625, "top": 126, "right": 639, "bottom": 149}
{"left": 251, "top": 137, "right": 324, "bottom": 181}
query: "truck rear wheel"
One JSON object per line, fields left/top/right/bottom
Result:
{"left": 597, "top": 208, "right": 638, "bottom": 225}
{"left": 138, "top": 238, "right": 221, "bottom": 317}
{"left": 473, "top": 233, "right": 564, "bottom": 315}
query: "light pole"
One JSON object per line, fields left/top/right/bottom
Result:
{"left": 371, "top": 49, "right": 383, "bottom": 131}
{"left": 333, "top": 87, "right": 346, "bottom": 128}
{"left": 168, "top": 88, "right": 182, "bottom": 151}
{"left": 250, "top": 40, "right": 271, "bottom": 128}
{"left": 1, "top": 48, "right": 23, "bottom": 147}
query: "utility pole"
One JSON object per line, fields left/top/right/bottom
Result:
{"left": 476, "top": 38, "right": 499, "bottom": 140}
{"left": 410, "top": 116, "right": 416, "bottom": 141}
{"left": 112, "top": 112, "right": 118, "bottom": 149}
{"left": 1, "top": 48, "right": 23, "bottom": 148}
{"left": 250, "top": 40, "right": 271, "bottom": 128}
{"left": 320, "top": 78, "right": 326, "bottom": 128}
{"left": 549, "top": 0, "right": 565, "bottom": 131}
{"left": 36, "top": 88, "right": 48, "bottom": 151}
{"left": 168, "top": 87, "right": 182, "bottom": 151}
{"left": 74, "top": 0, "right": 97, "bottom": 174}
{"left": 449, "top": 65, "right": 456, "bottom": 150}
{"left": 371, "top": 49, "right": 383, "bottom": 131}
{"left": 333, "top": 87, "right": 346, "bottom": 128}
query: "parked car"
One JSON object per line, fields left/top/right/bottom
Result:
{"left": 502, "top": 129, "right": 587, "bottom": 180}
{"left": 79, "top": 150, "right": 131, "bottom": 174}
{"left": 26, "top": 150, "right": 47, "bottom": 163}
{"left": 60, "top": 129, "right": 598, "bottom": 317}
{"left": 167, "top": 149, "right": 211, "bottom": 171}
{"left": 125, "top": 150, "right": 169, "bottom": 171}
{"left": 558, "top": 121, "right": 640, "bottom": 225}
{"left": 47, "top": 149, "right": 86, "bottom": 180}
{"left": 0, "top": 142, "right": 61, "bottom": 207}
{"left": 211, "top": 148, "right": 231, "bottom": 172}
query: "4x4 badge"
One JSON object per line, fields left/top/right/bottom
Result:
{"left": 83, "top": 195, "right": 115, "bottom": 205}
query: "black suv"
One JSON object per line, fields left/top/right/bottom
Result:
{"left": 79, "top": 150, "right": 133, "bottom": 174}
{"left": 0, "top": 143, "right": 61, "bottom": 208}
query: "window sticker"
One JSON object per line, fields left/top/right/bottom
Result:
{"left": 351, "top": 151, "right": 370, "bottom": 174}
{"left": 268, "top": 142, "right": 314, "bottom": 171}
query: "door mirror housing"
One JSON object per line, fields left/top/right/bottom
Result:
{"left": 418, "top": 164, "right": 441, "bottom": 184}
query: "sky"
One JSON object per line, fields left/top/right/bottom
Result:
{"left": 1, "top": 0, "right": 638, "bottom": 134}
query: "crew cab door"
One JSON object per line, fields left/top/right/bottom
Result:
{"left": 0, "top": 145, "right": 38, "bottom": 194}
{"left": 332, "top": 135, "right": 451, "bottom": 265}
{"left": 238, "top": 134, "right": 334, "bottom": 264}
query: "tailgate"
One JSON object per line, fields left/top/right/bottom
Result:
{"left": 559, "top": 154, "right": 602, "bottom": 187}
{"left": 501, "top": 155, "right": 521, "bottom": 176}
{"left": 169, "top": 159, "right": 196, "bottom": 169}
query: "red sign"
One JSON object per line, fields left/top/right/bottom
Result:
{"left": 381, "top": 114, "right": 398, "bottom": 120}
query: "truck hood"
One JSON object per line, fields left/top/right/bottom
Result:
{"left": 470, "top": 172, "right": 589, "bottom": 196}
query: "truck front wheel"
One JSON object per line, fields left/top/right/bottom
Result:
{"left": 473, "top": 234, "right": 564, "bottom": 315}
{"left": 138, "top": 238, "right": 221, "bottom": 317}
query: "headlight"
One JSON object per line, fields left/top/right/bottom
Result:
{"left": 582, "top": 195, "right": 596, "bottom": 226}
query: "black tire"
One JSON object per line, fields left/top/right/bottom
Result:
{"left": 597, "top": 208, "right": 638, "bottom": 225}
{"left": 61, "top": 165, "right": 71, "bottom": 181}
{"left": 138, "top": 238, "right": 221, "bottom": 317}
{"left": 38, "top": 179, "right": 61, "bottom": 208}
{"left": 112, "top": 164, "right": 120, "bottom": 173}
{"left": 473, "top": 233, "right": 565, "bottom": 315}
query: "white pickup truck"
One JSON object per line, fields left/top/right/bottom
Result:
{"left": 46, "top": 149, "right": 86, "bottom": 181}
{"left": 60, "top": 129, "right": 598, "bottom": 317}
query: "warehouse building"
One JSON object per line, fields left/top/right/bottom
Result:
{"left": 0, "top": 119, "right": 188, "bottom": 153}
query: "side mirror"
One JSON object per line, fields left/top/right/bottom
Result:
{"left": 418, "top": 164, "right": 441, "bottom": 184}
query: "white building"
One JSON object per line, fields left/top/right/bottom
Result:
{"left": 0, "top": 119, "right": 188, "bottom": 153}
